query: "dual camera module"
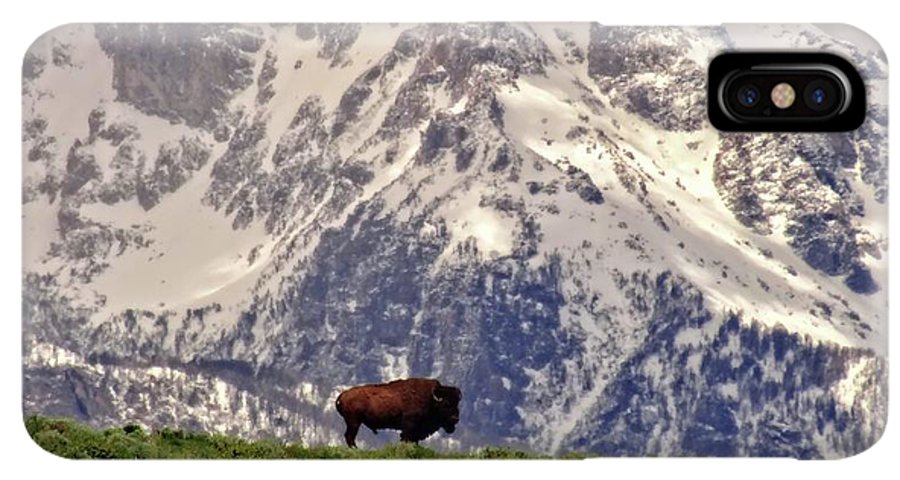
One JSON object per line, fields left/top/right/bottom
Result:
{"left": 708, "top": 53, "right": 865, "bottom": 132}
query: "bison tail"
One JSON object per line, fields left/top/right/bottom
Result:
{"left": 335, "top": 393, "right": 345, "bottom": 416}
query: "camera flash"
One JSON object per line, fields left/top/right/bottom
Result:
{"left": 771, "top": 83, "right": 796, "bottom": 109}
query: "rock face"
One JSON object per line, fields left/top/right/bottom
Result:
{"left": 22, "top": 24, "right": 887, "bottom": 458}
{"left": 94, "top": 24, "right": 263, "bottom": 131}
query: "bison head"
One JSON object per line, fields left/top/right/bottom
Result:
{"left": 431, "top": 384, "right": 462, "bottom": 433}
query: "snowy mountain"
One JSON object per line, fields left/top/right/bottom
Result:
{"left": 22, "top": 23, "right": 887, "bottom": 458}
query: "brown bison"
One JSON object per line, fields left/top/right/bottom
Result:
{"left": 335, "top": 378, "right": 461, "bottom": 448}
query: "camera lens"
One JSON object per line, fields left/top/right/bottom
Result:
{"left": 811, "top": 88, "right": 826, "bottom": 106}
{"left": 737, "top": 85, "right": 761, "bottom": 108}
{"left": 804, "top": 79, "right": 838, "bottom": 112}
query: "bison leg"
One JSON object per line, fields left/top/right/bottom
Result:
{"left": 399, "top": 419, "right": 421, "bottom": 444}
{"left": 399, "top": 430, "right": 417, "bottom": 444}
{"left": 343, "top": 419, "right": 361, "bottom": 448}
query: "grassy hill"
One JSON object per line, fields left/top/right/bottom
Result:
{"left": 25, "top": 416, "right": 581, "bottom": 459}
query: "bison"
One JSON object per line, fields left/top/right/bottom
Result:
{"left": 335, "top": 378, "right": 461, "bottom": 448}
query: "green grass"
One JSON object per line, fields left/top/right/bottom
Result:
{"left": 25, "top": 416, "right": 582, "bottom": 459}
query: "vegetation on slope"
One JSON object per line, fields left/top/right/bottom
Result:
{"left": 25, "top": 416, "right": 581, "bottom": 459}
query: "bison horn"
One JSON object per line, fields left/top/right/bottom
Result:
{"left": 433, "top": 392, "right": 444, "bottom": 402}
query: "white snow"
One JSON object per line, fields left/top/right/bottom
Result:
{"left": 500, "top": 65, "right": 885, "bottom": 354}
{"left": 718, "top": 382, "right": 740, "bottom": 401}
{"left": 85, "top": 160, "right": 272, "bottom": 319}
{"left": 26, "top": 342, "right": 93, "bottom": 371}
{"left": 21, "top": 198, "right": 58, "bottom": 271}
{"left": 834, "top": 357, "right": 873, "bottom": 409}
{"left": 293, "top": 382, "right": 319, "bottom": 404}
{"left": 379, "top": 351, "right": 411, "bottom": 381}
{"left": 447, "top": 205, "right": 515, "bottom": 258}
{"left": 24, "top": 25, "right": 117, "bottom": 154}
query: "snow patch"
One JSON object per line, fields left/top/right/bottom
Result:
{"left": 447, "top": 205, "right": 515, "bottom": 258}
{"left": 834, "top": 357, "right": 873, "bottom": 409}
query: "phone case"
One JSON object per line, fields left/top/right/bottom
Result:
{"left": 22, "top": 23, "right": 887, "bottom": 459}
